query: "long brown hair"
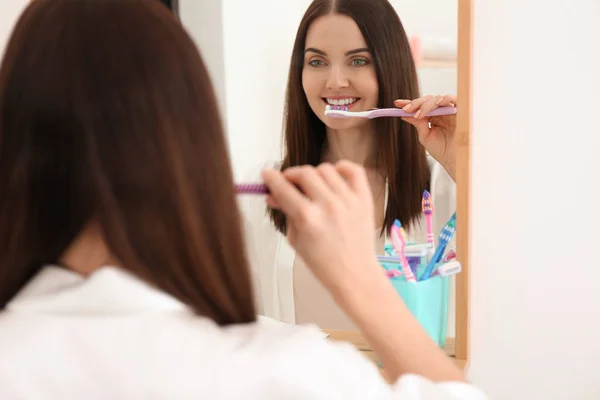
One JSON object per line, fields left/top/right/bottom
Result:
{"left": 0, "top": 0, "right": 255, "bottom": 325}
{"left": 270, "top": 0, "right": 430, "bottom": 235}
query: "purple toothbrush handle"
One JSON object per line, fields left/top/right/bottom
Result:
{"left": 368, "top": 106, "right": 456, "bottom": 119}
{"left": 235, "top": 183, "right": 270, "bottom": 194}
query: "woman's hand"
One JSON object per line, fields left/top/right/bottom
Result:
{"left": 261, "top": 161, "right": 382, "bottom": 297}
{"left": 394, "top": 95, "right": 457, "bottom": 181}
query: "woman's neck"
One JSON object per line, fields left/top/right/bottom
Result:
{"left": 322, "top": 124, "right": 377, "bottom": 167}
{"left": 59, "top": 221, "right": 119, "bottom": 276}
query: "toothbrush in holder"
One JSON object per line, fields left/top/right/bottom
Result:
{"left": 393, "top": 219, "right": 416, "bottom": 275}
{"left": 442, "top": 249, "right": 456, "bottom": 262}
{"left": 393, "top": 219, "right": 408, "bottom": 242}
{"left": 390, "top": 224, "right": 416, "bottom": 283}
{"left": 325, "top": 104, "right": 456, "bottom": 119}
{"left": 419, "top": 213, "right": 456, "bottom": 281}
{"left": 422, "top": 190, "right": 435, "bottom": 249}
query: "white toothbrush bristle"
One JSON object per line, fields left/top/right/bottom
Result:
{"left": 324, "top": 104, "right": 349, "bottom": 118}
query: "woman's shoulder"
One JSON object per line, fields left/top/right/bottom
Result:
{"left": 426, "top": 152, "right": 441, "bottom": 172}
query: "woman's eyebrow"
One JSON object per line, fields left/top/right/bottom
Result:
{"left": 305, "top": 47, "right": 326, "bottom": 55}
{"left": 344, "top": 48, "right": 370, "bottom": 56}
{"left": 304, "top": 47, "right": 370, "bottom": 56}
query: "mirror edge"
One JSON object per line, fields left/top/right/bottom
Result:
{"left": 455, "top": 0, "right": 473, "bottom": 366}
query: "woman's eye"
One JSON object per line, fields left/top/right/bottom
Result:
{"left": 308, "top": 59, "right": 325, "bottom": 67}
{"left": 351, "top": 59, "right": 368, "bottom": 67}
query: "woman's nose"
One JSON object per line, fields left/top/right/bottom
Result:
{"left": 325, "top": 66, "right": 349, "bottom": 90}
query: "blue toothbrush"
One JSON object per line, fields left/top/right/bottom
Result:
{"left": 419, "top": 213, "right": 456, "bottom": 281}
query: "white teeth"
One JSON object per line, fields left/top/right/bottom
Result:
{"left": 326, "top": 98, "right": 358, "bottom": 106}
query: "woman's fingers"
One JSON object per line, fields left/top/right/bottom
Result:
{"left": 394, "top": 94, "right": 456, "bottom": 118}
{"left": 393, "top": 99, "right": 410, "bottom": 107}
{"left": 282, "top": 166, "right": 334, "bottom": 204}
{"left": 263, "top": 162, "right": 371, "bottom": 222}
{"left": 437, "top": 94, "right": 457, "bottom": 107}
{"left": 262, "top": 168, "right": 309, "bottom": 218}
{"left": 316, "top": 163, "right": 352, "bottom": 198}
{"left": 398, "top": 95, "right": 432, "bottom": 113}
{"left": 334, "top": 161, "right": 370, "bottom": 197}
{"left": 414, "top": 96, "right": 442, "bottom": 119}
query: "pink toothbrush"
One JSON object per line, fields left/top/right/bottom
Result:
{"left": 385, "top": 269, "right": 403, "bottom": 279}
{"left": 422, "top": 190, "right": 434, "bottom": 247}
{"left": 235, "top": 183, "right": 269, "bottom": 194}
{"left": 324, "top": 104, "right": 456, "bottom": 119}
{"left": 390, "top": 225, "right": 416, "bottom": 283}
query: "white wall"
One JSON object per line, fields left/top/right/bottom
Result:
{"left": 468, "top": 0, "right": 600, "bottom": 398}
{"left": 179, "top": 0, "right": 227, "bottom": 122}
{"left": 390, "top": 0, "right": 457, "bottom": 41}
{"left": 0, "top": 0, "right": 28, "bottom": 59}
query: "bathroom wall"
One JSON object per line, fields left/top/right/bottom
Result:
{"left": 0, "top": 0, "right": 28, "bottom": 59}
{"left": 468, "top": 0, "right": 600, "bottom": 398}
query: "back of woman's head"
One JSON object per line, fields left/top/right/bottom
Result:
{"left": 0, "top": 0, "right": 255, "bottom": 324}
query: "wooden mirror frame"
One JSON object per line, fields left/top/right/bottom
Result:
{"left": 455, "top": 0, "right": 473, "bottom": 366}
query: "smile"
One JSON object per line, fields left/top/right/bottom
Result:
{"left": 322, "top": 97, "right": 360, "bottom": 106}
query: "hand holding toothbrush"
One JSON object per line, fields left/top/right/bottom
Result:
{"left": 394, "top": 95, "right": 457, "bottom": 181}
{"left": 261, "top": 161, "right": 383, "bottom": 296}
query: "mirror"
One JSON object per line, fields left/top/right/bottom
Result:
{"left": 180, "top": 0, "right": 471, "bottom": 367}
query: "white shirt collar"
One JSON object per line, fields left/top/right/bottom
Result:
{"left": 6, "top": 266, "right": 189, "bottom": 315}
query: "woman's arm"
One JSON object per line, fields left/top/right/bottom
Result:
{"left": 441, "top": 152, "right": 457, "bottom": 183}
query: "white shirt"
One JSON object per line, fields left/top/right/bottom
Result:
{"left": 0, "top": 266, "right": 485, "bottom": 399}
{"left": 239, "top": 155, "right": 456, "bottom": 325}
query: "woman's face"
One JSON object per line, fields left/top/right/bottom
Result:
{"left": 302, "top": 14, "right": 379, "bottom": 131}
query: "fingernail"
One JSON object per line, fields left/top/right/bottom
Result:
{"left": 395, "top": 99, "right": 408, "bottom": 104}
{"left": 402, "top": 104, "right": 411, "bottom": 111}
{"left": 414, "top": 110, "right": 422, "bottom": 119}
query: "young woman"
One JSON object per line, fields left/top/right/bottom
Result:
{"left": 241, "top": 0, "right": 457, "bottom": 329}
{"left": 0, "top": 0, "right": 486, "bottom": 398}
